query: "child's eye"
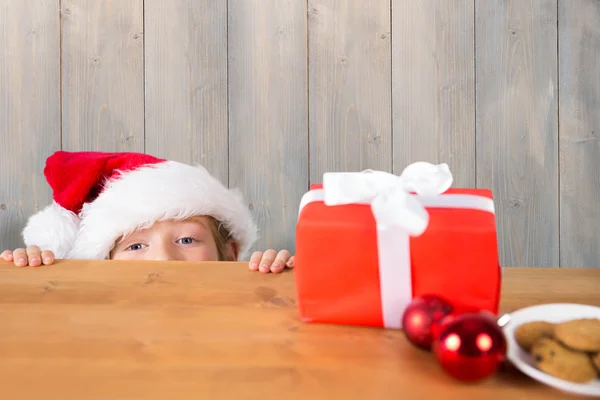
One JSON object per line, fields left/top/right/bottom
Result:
{"left": 177, "top": 237, "right": 196, "bottom": 245}
{"left": 126, "top": 243, "right": 146, "bottom": 251}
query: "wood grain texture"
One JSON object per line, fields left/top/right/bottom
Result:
{"left": 144, "top": 0, "right": 228, "bottom": 183}
{"left": 558, "top": 0, "right": 600, "bottom": 268}
{"left": 392, "top": 1, "right": 475, "bottom": 187}
{"left": 476, "top": 0, "right": 559, "bottom": 268}
{"left": 308, "top": 0, "right": 392, "bottom": 180}
{"left": 0, "top": 0, "right": 60, "bottom": 250}
{"left": 61, "top": 0, "right": 144, "bottom": 152}
{"left": 228, "top": 0, "right": 308, "bottom": 256}
{"left": 0, "top": 259, "right": 598, "bottom": 399}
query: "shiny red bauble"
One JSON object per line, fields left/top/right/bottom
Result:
{"left": 401, "top": 295, "right": 455, "bottom": 351}
{"left": 433, "top": 312, "right": 507, "bottom": 382}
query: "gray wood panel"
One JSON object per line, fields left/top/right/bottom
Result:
{"left": 558, "top": 0, "right": 600, "bottom": 268}
{"left": 0, "top": 0, "right": 61, "bottom": 251}
{"left": 2, "top": 1, "right": 599, "bottom": 268}
{"left": 144, "top": 0, "right": 228, "bottom": 183}
{"left": 392, "top": 0, "right": 475, "bottom": 187}
{"left": 228, "top": 0, "right": 309, "bottom": 257}
{"left": 308, "top": 0, "right": 392, "bottom": 180}
{"left": 61, "top": 0, "right": 144, "bottom": 152}
{"left": 476, "top": 0, "right": 559, "bottom": 268}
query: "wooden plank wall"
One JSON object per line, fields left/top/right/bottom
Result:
{"left": 145, "top": 0, "right": 229, "bottom": 181}
{"left": 558, "top": 0, "right": 600, "bottom": 268}
{"left": 61, "top": 0, "right": 145, "bottom": 152}
{"left": 476, "top": 0, "right": 560, "bottom": 268}
{"left": 229, "top": 0, "right": 308, "bottom": 253}
{"left": 0, "top": 1, "right": 598, "bottom": 268}
{"left": 0, "top": 0, "right": 61, "bottom": 251}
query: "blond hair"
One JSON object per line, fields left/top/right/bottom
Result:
{"left": 205, "top": 216, "right": 235, "bottom": 261}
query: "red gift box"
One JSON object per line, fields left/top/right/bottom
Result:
{"left": 294, "top": 164, "right": 501, "bottom": 329}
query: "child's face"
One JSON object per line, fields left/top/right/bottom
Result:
{"left": 110, "top": 216, "right": 237, "bottom": 262}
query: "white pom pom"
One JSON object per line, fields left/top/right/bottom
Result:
{"left": 22, "top": 201, "right": 80, "bottom": 259}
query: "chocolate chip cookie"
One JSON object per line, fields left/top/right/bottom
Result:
{"left": 531, "top": 337, "right": 597, "bottom": 383}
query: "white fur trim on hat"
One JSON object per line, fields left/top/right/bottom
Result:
{"left": 23, "top": 161, "right": 258, "bottom": 261}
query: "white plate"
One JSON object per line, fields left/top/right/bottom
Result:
{"left": 503, "top": 303, "right": 600, "bottom": 397}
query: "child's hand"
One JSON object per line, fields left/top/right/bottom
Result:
{"left": 249, "top": 249, "right": 294, "bottom": 274}
{"left": 0, "top": 246, "right": 55, "bottom": 267}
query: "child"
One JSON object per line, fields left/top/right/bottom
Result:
{"left": 0, "top": 151, "right": 294, "bottom": 274}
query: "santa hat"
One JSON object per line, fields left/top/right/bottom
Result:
{"left": 22, "top": 151, "right": 258, "bottom": 260}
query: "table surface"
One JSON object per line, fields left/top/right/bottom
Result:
{"left": 0, "top": 260, "right": 598, "bottom": 399}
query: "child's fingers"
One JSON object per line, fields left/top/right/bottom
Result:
{"left": 270, "top": 250, "right": 291, "bottom": 273}
{"left": 41, "top": 250, "right": 55, "bottom": 265}
{"left": 12, "top": 248, "right": 28, "bottom": 267}
{"left": 26, "top": 245, "right": 42, "bottom": 267}
{"left": 258, "top": 249, "right": 277, "bottom": 273}
{"left": 286, "top": 255, "right": 295, "bottom": 268}
{"left": 0, "top": 250, "right": 13, "bottom": 261}
{"left": 249, "top": 249, "right": 295, "bottom": 273}
{"left": 249, "top": 251, "right": 263, "bottom": 271}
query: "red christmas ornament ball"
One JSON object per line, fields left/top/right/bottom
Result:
{"left": 401, "top": 295, "right": 455, "bottom": 351}
{"left": 434, "top": 312, "right": 507, "bottom": 382}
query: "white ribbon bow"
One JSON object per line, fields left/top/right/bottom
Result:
{"left": 322, "top": 162, "right": 453, "bottom": 236}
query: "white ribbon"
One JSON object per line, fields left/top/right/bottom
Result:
{"left": 298, "top": 162, "right": 496, "bottom": 329}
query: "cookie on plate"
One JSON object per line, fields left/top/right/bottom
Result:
{"left": 514, "top": 321, "right": 555, "bottom": 351}
{"left": 530, "top": 337, "right": 597, "bottom": 383}
{"left": 554, "top": 318, "right": 600, "bottom": 352}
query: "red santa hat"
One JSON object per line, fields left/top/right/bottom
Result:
{"left": 22, "top": 151, "right": 258, "bottom": 260}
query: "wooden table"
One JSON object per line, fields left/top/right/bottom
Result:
{"left": 0, "top": 261, "right": 598, "bottom": 399}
